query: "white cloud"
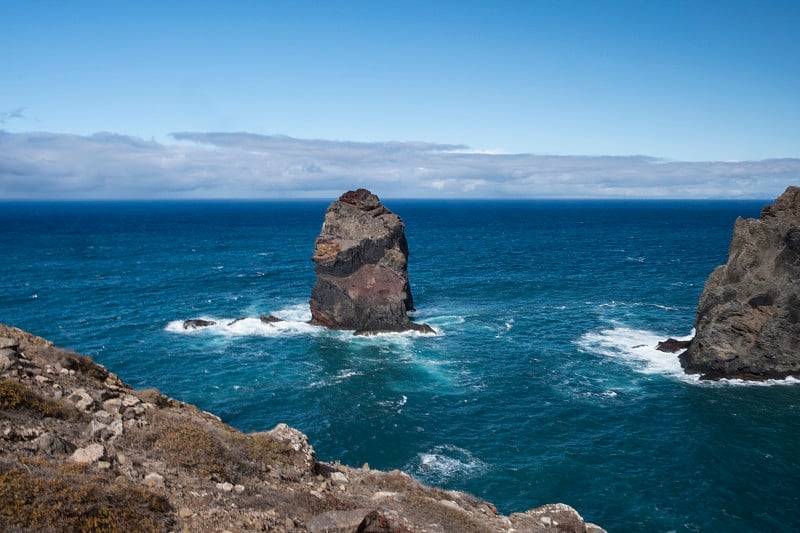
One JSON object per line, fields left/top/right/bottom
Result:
{"left": 0, "top": 130, "right": 797, "bottom": 199}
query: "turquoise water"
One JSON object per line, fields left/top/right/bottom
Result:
{"left": 2, "top": 199, "right": 799, "bottom": 532}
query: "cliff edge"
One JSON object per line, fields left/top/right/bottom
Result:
{"left": 0, "top": 324, "right": 604, "bottom": 532}
{"left": 680, "top": 186, "right": 800, "bottom": 379}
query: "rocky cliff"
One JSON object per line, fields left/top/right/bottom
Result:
{"left": 0, "top": 324, "right": 605, "bottom": 532}
{"left": 680, "top": 186, "right": 800, "bottom": 379}
{"left": 309, "top": 189, "right": 432, "bottom": 335}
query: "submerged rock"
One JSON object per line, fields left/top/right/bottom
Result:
{"left": 680, "top": 186, "right": 800, "bottom": 379}
{"left": 309, "top": 189, "right": 432, "bottom": 335}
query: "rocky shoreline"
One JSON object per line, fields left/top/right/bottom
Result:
{"left": 0, "top": 324, "right": 604, "bottom": 532}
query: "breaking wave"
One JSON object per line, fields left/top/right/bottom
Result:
{"left": 165, "top": 302, "right": 440, "bottom": 339}
{"left": 576, "top": 326, "right": 800, "bottom": 387}
{"left": 405, "top": 444, "right": 488, "bottom": 484}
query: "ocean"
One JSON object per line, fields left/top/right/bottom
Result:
{"left": 2, "top": 199, "right": 798, "bottom": 532}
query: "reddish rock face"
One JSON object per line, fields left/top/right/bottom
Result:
{"left": 309, "top": 189, "right": 432, "bottom": 335}
{"left": 680, "top": 185, "right": 800, "bottom": 379}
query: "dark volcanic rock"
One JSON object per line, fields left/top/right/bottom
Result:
{"left": 182, "top": 319, "right": 216, "bottom": 330}
{"left": 680, "top": 186, "right": 800, "bottom": 379}
{"left": 656, "top": 338, "right": 691, "bottom": 353}
{"left": 309, "top": 189, "right": 432, "bottom": 335}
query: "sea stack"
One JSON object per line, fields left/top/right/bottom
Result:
{"left": 679, "top": 185, "right": 800, "bottom": 379}
{"left": 309, "top": 189, "right": 433, "bottom": 335}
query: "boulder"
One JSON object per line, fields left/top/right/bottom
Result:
{"left": 182, "top": 319, "right": 216, "bottom": 329}
{"left": 309, "top": 189, "right": 432, "bottom": 335}
{"left": 510, "top": 503, "right": 606, "bottom": 533}
{"left": 680, "top": 186, "right": 800, "bottom": 379}
{"left": 656, "top": 338, "right": 691, "bottom": 353}
{"left": 35, "top": 433, "right": 76, "bottom": 456}
{"left": 264, "top": 423, "right": 317, "bottom": 474}
{"left": 0, "top": 337, "right": 20, "bottom": 351}
{"left": 0, "top": 347, "right": 19, "bottom": 372}
{"left": 306, "top": 509, "right": 382, "bottom": 533}
{"left": 69, "top": 443, "right": 106, "bottom": 464}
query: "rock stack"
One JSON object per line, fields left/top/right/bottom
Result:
{"left": 680, "top": 186, "right": 800, "bottom": 379}
{"left": 309, "top": 189, "right": 433, "bottom": 335}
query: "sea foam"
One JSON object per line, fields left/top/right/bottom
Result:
{"left": 166, "top": 301, "right": 442, "bottom": 340}
{"left": 405, "top": 444, "right": 488, "bottom": 484}
{"left": 577, "top": 326, "right": 800, "bottom": 387}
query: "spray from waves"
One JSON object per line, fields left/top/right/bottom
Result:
{"left": 576, "top": 326, "right": 800, "bottom": 387}
{"left": 165, "top": 303, "right": 317, "bottom": 337}
{"left": 416, "top": 314, "right": 465, "bottom": 329}
{"left": 306, "top": 368, "right": 365, "bottom": 389}
{"left": 166, "top": 302, "right": 442, "bottom": 339}
{"left": 405, "top": 444, "right": 488, "bottom": 485}
{"left": 165, "top": 315, "right": 320, "bottom": 338}
{"left": 377, "top": 395, "right": 408, "bottom": 413}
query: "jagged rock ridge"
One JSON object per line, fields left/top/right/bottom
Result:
{"left": 680, "top": 185, "right": 800, "bottom": 379}
{"left": 309, "top": 189, "right": 433, "bottom": 335}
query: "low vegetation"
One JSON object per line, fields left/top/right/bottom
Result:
{"left": 0, "top": 458, "right": 173, "bottom": 532}
{"left": 0, "top": 379, "right": 80, "bottom": 420}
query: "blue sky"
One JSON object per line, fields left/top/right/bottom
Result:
{"left": 1, "top": 1, "right": 799, "bottom": 198}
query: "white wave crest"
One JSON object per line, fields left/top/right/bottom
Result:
{"left": 164, "top": 304, "right": 319, "bottom": 338}
{"left": 576, "top": 327, "right": 688, "bottom": 376}
{"left": 377, "top": 394, "right": 408, "bottom": 411}
{"left": 422, "top": 315, "right": 465, "bottom": 327}
{"left": 405, "top": 444, "right": 488, "bottom": 483}
{"left": 165, "top": 302, "right": 442, "bottom": 340}
{"left": 576, "top": 326, "right": 800, "bottom": 387}
{"left": 307, "top": 368, "right": 364, "bottom": 389}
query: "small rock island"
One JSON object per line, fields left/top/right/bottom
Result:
{"left": 679, "top": 185, "right": 800, "bottom": 380}
{"left": 309, "top": 189, "right": 433, "bottom": 335}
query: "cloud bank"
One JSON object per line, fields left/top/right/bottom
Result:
{"left": 1, "top": 130, "right": 797, "bottom": 199}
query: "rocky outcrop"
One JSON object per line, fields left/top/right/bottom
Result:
{"left": 309, "top": 189, "right": 433, "bottom": 335}
{"left": 680, "top": 186, "right": 800, "bottom": 379}
{"left": 1, "top": 323, "right": 605, "bottom": 532}
{"left": 183, "top": 319, "right": 216, "bottom": 329}
{"left": 656, "top": 338, "right": 691, "bottom": 353}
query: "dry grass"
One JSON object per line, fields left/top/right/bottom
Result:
{"left": 54, "top": 349, "right": 109, "bottom": 382}
{"left": 403, "top": 493, "right": 492, "bottom": 533}
{"left": 247, "top": 432, "right": 294, "bottom": 470}
{"left": 153, "top": 422, "right": 234, "bottom": 478}
{"left": 0, "top": 379, "right": 81, "bottom": 420}
{"left": 131, "top": 411, "right": 300, "bottom": 481}
{"left": 0, "top": 458, "right": 173, "bottom": 532}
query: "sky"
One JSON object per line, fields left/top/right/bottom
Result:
{"left": 1, "top": 0, "right": 799, "bottom": 199}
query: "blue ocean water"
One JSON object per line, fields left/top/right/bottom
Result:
{"left": 2, "top": 199, "right": 799, "bottom": 532}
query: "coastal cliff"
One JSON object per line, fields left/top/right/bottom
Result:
{"left": 680, "top": 186, "right": 800, "bottom": 379}
{"left": 0, "top": 324, "right": 604, "bottom": 532}
{"left": 309, "top": 189, "right": 432, "bottom": 335}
